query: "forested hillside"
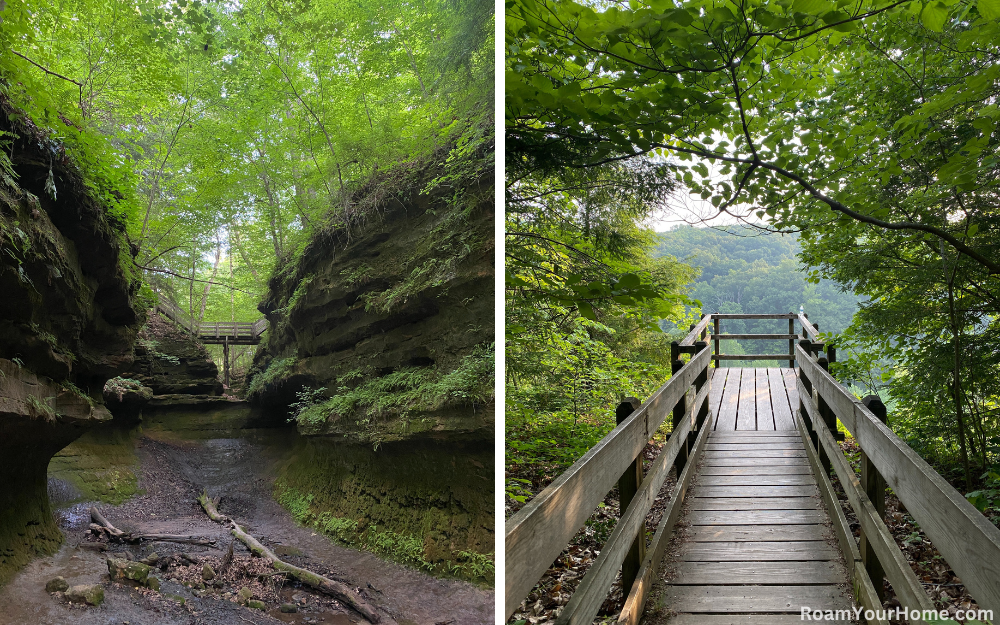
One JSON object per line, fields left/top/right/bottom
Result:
{"left": 656, "top": 225, "right": 861, "bottom": 362}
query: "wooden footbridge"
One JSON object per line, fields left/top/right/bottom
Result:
{"left": 505, "top": 313, "right": 1000, "bottom": 625}
{"left": 153, "top": 294, "right": 268, "bottom": 386}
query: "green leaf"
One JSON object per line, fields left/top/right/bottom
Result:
{"left": 921, "top": 1, "right": 949, "bottom": 30}
{"left": 978, "top": 0, "right": 1000, "bottom": 19}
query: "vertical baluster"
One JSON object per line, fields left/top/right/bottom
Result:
{"left": 671, "top": 342, "right": 688, "bottom": 473}
{"left": 713, "top": 315, "right": 720, "bottom": 368}
{"left": 616, "top": 398, "right": 644, "bottom": 597}
{"left": 860, "top": 396, "right": 888, "bottom": 601}
{"left": 788, "top": 313, "right": 795, "bottom": 368}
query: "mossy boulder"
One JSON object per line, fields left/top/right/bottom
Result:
{"left": 107, "top": 557, "right": 151, "bottom": 585}
{"left": 65, "top": 584, "right": 105, "bottom": 606}
{"left": 45, "top": 576, "right": 69, "bottom": 593}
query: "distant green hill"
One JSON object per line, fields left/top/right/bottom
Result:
{"left": 655, "top": 225, "right": 860, "bottom": 364}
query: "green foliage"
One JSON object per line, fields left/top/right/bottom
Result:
{"left": 966, "top": 467, "right": 1000, "bottom": 519}
{"left": 25, "top": 394, "right": 55, "bottom": 422}
{"left": 1, "top": 0, "right": 493, "bottom": 330}
{"left": 292, "top": 344, "right": 495, "bottom": 441}
{"left": 246, "top": 356, "right": 296, "bottom": 399}
{"left": 103, "top": 377, "right": 148, "bottom": 402}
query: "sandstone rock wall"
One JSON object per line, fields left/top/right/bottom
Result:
{"left": 0, "top": 94, "right": 142, "bottom": 584}
{"left": 247, "top": 159, "right": 494, "bottom": 444}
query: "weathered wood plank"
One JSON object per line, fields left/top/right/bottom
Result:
{"left": 616, "top": 404, "right": 712, "bottom": 625}
{"left": 663, "top": 585, "right": 851, "bottom": 612}
{"left": 707, "top": 436, "right": 801, "bottom": 444}
{"left": 687, "top": 524, "right": 834, "bottom": 542}
{"left": 709, "top": 334, "right": 799, "bottom": 340}
{"left": 708, "top": 368, "right": 728, "bottom": 430}
{"left": 702, "top": 450, "right": 806, "bottom": 458}
{"left": 755, "top": 368, "right": 775, "bottom": 430}
{"left": 679, "top": 541, "right": 839, "bottom": 562}
{"left": 798, "top": 384, "right": 935, "bottom": 619}
{"left": 687, "top": 510, "right": 827, "bottom": 525}
{"left": 505, "top": 348, "right": 710, "bottom": 619}
{"left": 782, "top": 368, "right": 798, "bottom": 418}
{"left": 709, "top": 431, "right": 800, "bottom": 438}
{"left": 698, "top": 465, "right": 814, "bottom": 475}
{"left": 715, "top": 368, "right": 740, "bottom": 431}
{"left": 693, "top": 485, "right": 820, "bottom": 499}
{"left": 680, "top": 315, "right": 714, "bottom": 346}
{"left": 705, "top": 442, "right": 804, "bottom": 450}
{"left": 736, "top": 369, "right": 756, "bottom": 431}
{"left": 797, "top": 344, "right": 1000, "bottom": 613}
{"left": 712, "top": 313, "right": 800, "bottom": 319}
{"left": 664, "top": 614, "right": 853, "bottom": 625}
{"left": 671, "top": 560, "right": 847, "bottom": 585}
{"left": 697, "top": 475, "right": 816, "bottom": 486}
{"left": 700, "top": 457, "right": 809, "bottom": 467}
{"left": 794, "top": 409, "right": 889, "bottom": 625}
{"left": 556, "top": 377, "right": 711, "bottom": 625}
{"left": 769, "top": 368, "right": 796, "bottom": 430}
{"left": 714, "top": 354, "right": 800, "bottom": 361}
{"left": 689, "top": 497, "right": 821, "bottom": 510}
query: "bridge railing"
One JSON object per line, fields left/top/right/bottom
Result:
{"left": 505, "top": 337, "right": 713, "bottom": 624}
{"left": 680, "top": 312, "right": 804, "bottom": 367}
{"left": 795, "top": 319, "right": 1000, "bottom": 623}
{"left": 152, "top": 291, "right": 266, "bottom": 341}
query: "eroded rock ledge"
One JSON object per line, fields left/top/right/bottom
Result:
{"left": 0, "top": 93, "right": 142, "bottom": 584}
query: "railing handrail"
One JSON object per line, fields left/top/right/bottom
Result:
{"left": 153, "top": 294, "right": 267, "bottom": 340}
{"left": 796, "top": 343, "right": 1000, "bottom": 614}
{"left": 681, "top": 312, "right": 804, "bottom": 366}
{"left": 504, "top": 345, "right": 711, "bottom": 621}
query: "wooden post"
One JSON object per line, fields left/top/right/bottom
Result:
{"left": 223, "top": 337, "right": 230, "bottom": 389}
{"left": 788, "top": 314, "right": 795, "bottom": 368}
{"left": 817, "top": 356, "right": 834, "bottom": 474}
{"left": 671, "top": 349, "right": 689, "bottom": 473}
{"left": 700, "top": 313, "right": 708, "bottom": 342}
{"left": 713, "top": 315, "right": 721, "bottom": 368}
{"left": 694, "top": 341, "right": 709, "bottom": 429}
{"left": 798, "top": 339, "right": 818, "bottom": 453}
{"left": 860, "top": 395, "right": 888, "bottom": 601}
{"left": 616, "top": 398, "right": 645, "bottom": 598}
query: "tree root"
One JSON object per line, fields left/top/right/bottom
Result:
{"left": 229, "top": 521, "right": 380, "bottom": 624}
{"left": 198, "top": 491, "right": 230, "bottom": 523}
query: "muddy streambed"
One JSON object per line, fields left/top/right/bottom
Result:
{"left": 0, "top": 408, "right": 494, "bottom": 625}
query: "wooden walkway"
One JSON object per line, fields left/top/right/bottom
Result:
{"left": 661, "top": 369, "right": 852, "bottom": 624}
{"left": 709, "top": 367, "right": 799, "bottom": 431}
{"left": 506, "top": 313, "right": 1000, "bottom": 625}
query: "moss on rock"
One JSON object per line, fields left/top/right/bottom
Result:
{"left": 273, "top": 437, "right": 494, "bottom": 585}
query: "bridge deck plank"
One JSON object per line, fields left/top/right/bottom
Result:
{"left": 736, "top": 369, "right": 756, "bottom": 430}
{"left": 647, "top": 400, "right": 855, "bottom": 624}
{"left": 688, "top": 497, "right": 821, "bottom": 510}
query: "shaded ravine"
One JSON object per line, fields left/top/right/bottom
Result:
{"left": 0, "top": 419, "right": 493, "bottom": 625}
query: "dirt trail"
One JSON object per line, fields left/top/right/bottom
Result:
{"left": 0, "top": 429, "right": 493, "bottom": 625}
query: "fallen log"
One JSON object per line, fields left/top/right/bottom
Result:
{"left": 229, "top": 521, "right": 380, "bottom": 623}
{"left": 90, "top": 508, "right": 125, "bottom": 537}
{"left": 129, "top": 534, "right": 216, "bottom": 546}
{"left": 198, "top": 491, "right": 230, "bottom": 523}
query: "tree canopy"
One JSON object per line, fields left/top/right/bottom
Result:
{"left": 507, "top": 0, "right": 1000, "bottom": 498}
{"left": 1, "top": 0, "right": 493, "bottom": 341}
